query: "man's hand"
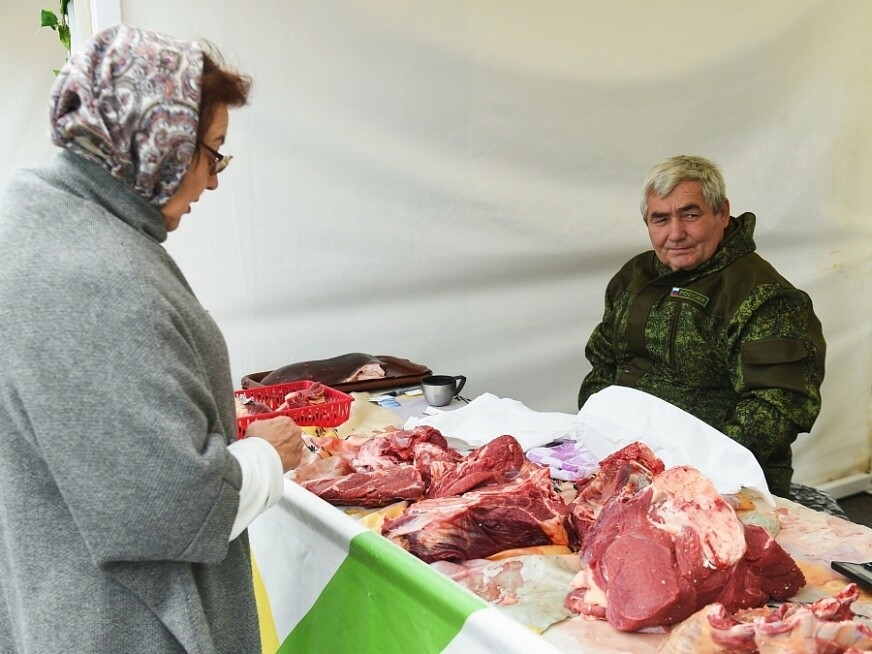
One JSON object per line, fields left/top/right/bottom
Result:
{"left": 244, "top": 416, "right": 305, "bottom": 472}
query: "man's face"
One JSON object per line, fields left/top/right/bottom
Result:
{"left": 645, "top": 180, "right": 730, "bottom": 271}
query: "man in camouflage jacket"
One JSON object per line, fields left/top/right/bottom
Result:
{"left": 578, "top": 155, "right": 825, "bottom": 498}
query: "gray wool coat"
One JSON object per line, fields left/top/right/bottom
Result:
{"left": 0, "top": 151, "right": 261, "bottom": 653}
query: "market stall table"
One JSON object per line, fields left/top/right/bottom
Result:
{"left": 248, "top": 393, "right": 872, "bottom": 653}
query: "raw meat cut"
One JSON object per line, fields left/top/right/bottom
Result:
{"left": 657, "top": 583, "right": 872, "bottom": 653}
{"left": 565, "top": 465, "right": 805, "bottom": 632}
{"left": 300, "top": 465, "right": 425, "bottom": 508}
{"left": 260, "top": 353, "right": 386, "bottom": 386}
{"left": 352, "top": 425, "right": 454, "bottom": 470}
{"left": 295, "top": 429, "right": 567, "bottom": 546}
{"left": 567, "top": 441, "right": 665, "bottom": 544}
{"left": 276, "top": 381, "right": 326, "bottom": 410}
{"left": 234, "top": 394, "right": 273, "bottom": 417}
{"left": 304, "top": 434, "right": 372, "bottom": 459}
{"left": 292, "top": 426, "right": 455, "bottom": 507}
{"left": 292, "top": 456, "right": 354, "bottom": 484}
{"left": 425, "top": 434, "right": 526, "bottom": 499}
{"left": 382, "top": 464, "right": 571, "bottom": 562}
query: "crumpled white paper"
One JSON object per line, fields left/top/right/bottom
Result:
{"left": 405, "top": 393, "right": 580, "bottom": 451}
{"left": 404, "top": 386, "right": 775, "bottom": 506}
{"left": 578, "top": 387, "right": 774, "bottom": 506}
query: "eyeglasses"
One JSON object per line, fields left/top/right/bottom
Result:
{"left": 198, "top": 141, "right": 232, "bottom": 175}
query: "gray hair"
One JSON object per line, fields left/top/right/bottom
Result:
{"left": 640, "top": 155, "right": 727, "bottom": 219}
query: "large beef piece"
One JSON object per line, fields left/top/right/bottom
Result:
{"left": 300, "top": 465, "right": 426, "bottom": 508}
{"left": 382, "top": 463, "right": 570, "bottom": 563}
{"left": 565, "top": 465, "right": 805, "bottom": 632}
{"left": 260, "top": 352, "right": 386, "bottom": 386}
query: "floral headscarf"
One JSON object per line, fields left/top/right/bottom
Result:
{"left": 49, "top": 24, "right": 204, "bottom": 207}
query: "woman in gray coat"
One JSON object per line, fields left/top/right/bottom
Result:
{"left": 0, "top": 24, "right": 302, "bottom": 653}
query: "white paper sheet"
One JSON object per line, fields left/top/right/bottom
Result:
{"left": 405, "top": 387, "right": 774, "bottom": 506}
{"left": 405, "top": 393, "right": 580, "bottom": 451}
{"left": 578, "top": 387, "right": 774, "bottom": 506}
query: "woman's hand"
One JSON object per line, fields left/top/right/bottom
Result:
{"left": 244, "top": 416, "right": 305, "bottom": 472}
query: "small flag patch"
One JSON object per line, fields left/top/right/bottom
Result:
{"left": 668, "top": 287, "right": 709, "bottom": 308}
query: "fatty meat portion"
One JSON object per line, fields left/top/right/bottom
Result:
{"left": 657, "top": 583, "right": 872, "bottom": 654}
{"left": 293, "top": 426, "right": 452, "bottom": 507}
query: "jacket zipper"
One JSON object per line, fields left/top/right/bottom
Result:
{"left": 667, "top": 300, "right": 681, "bottom": 369}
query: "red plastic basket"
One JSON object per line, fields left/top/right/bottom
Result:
{"left": 234, "top": 380, "right": 353, "bottom": 439}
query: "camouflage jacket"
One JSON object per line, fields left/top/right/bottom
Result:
{"left": 578, "top": 212, "right": 826, "bottom": 497}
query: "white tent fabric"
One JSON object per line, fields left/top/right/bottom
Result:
{"left": 3, "top": 0, "right": 871, "bottom": 488}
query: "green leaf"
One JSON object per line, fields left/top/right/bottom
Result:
{"left": 59, "top": 0, "right": 71, "bottom": 17}
{"left": 40, "top": 9, "right": 59, "bottom": 29}
{"left": 58, "top": 24, "right": 71, "bottom": 51}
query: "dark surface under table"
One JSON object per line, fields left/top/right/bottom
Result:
{"left": 839, "top": 491, "right": 872, "bottom": 529}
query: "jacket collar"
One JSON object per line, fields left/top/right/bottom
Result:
{"left": 51, "top": 149, "right": 169, "bottom": 243}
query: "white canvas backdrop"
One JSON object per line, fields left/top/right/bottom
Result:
{"left": 3, "top": 0, "right": 871, "bottom": 488}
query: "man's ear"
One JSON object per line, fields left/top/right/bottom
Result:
{"left": 719, "top": 198, "right": 731, "bottom": 225}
